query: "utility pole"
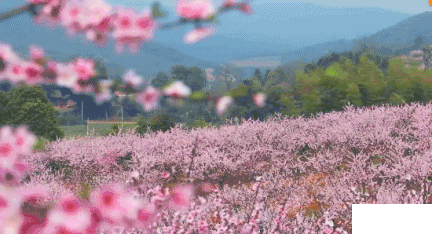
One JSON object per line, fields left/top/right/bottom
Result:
{"left": 114, "top": 92, "right": 133, "bottom": 129}
{"left": 106, "top": 110, "right": 108, "bottom": 121}
{"left": 81, "top": 101, "right": 83, "bottom": 120}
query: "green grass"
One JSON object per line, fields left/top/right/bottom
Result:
{"left": 59, "top": 122, "right": 139, "bottom": 138}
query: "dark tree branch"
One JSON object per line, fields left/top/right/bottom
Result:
{"left": 0, "top": 3, "right": 35, "bottom": 22}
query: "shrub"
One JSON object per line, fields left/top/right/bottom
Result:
{"left": 109, "top": 123, "right": 121, "bottom": 135}
{"left": 33, "top": 136, "right": 50, "bottom": 152}
{"left": 135, "top": 112, "right": 178, "bottom": 136}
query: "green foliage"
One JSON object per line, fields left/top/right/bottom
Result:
{"left": 115, "top": 152, "right": 133, "bottom": 170}
{"left": 109, "top": 123, "right": 121, "bottom": 135}
{"left": 389, "top": 92, "right": 406, "bottom": 106}
{"left": 33, "top": 136, "right": 50, "bottom": 152}
{"left": 187, "top": 119, "right": 215, "bottom": 130}
{"left": 278, "top": 94, "right": 302, "bottom": 118}
{"left": 45, "top": 158, "right": 73, "bottom": 178}
{"left": 264, "top": 68, "right": 288, "bottom": 91}
{"left": 134, "top": 112, "right": 178, "bottom": 135}
{"left": 4, "top": 84, "right": 65, "bottom": 142}
{"left": 151, "top": 72, "right": 171, "bottom": 89}
{"left": 0, "top": 91, "right": 9, "bottom": 126}
{"left": 151, "top": 1, "right": 168, "bottom": 19}
{"left": 77, "top": 182, "right": 92, "bottom": 201}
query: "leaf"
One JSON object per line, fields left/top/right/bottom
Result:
{"left": 207, "top": 14, "right": 220, "bottom": 24}
{"left": 151, "top": 1, "right": 168, "bottom": 19}
{"left": 189, "top": 91, "right": 207, "bottom": 101}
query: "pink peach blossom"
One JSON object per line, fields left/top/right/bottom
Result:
{"left": 168, "top": 184, "right": 195, "bottom": 211}
{"left": 55, "top": 63, "right": 79, "bottom": 89}
{"left": 72, "top": 58, "right": 95, "bottom": 81}
{"left": 253, "top": 93, "right": 266, "bottom": 107}
{"left": 175, "top": 0, "right": 215, "bottom": 20}
{"left": 29, "top": 45, "right": 45, "bottom": 62}
{"left": 135, "top": 86, "right": 162, "bottom": 112}
{"left": 122, "top": 69, "right": 143, "bottom": 89}
{"left": 184, "top": 26, "right": 215, "bottom": 44}
{"left": 163, "top": 81, "right": 191, "bottom": 99}
{"left": 22, "top": 61, "right": 44, "bottom": 86}
{"left": 216, "top": 95, "right": 233, "bottom": 116}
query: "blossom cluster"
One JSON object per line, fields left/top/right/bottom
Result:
{"left": 0, "top": 41, "right": 267, "bottom": 118}
{"left": 27, "top": 0, "right": 253, "bottom": 51}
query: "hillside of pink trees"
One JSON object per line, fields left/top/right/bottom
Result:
{"left": 17, "top": 101, "right": 432, "bottom": 233}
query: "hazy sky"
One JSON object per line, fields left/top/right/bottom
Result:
{"left": 106, "top": 0, "right": 431, "bottom": 15}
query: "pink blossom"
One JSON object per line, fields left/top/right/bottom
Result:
{"left": 0, "top": 43, "right": 19, "bottom": 63}
{"left": 72, "top": 58, "right": 95, "bottom": 81}
{"left": 163, "top": 81, "right": 191, "bottom": 99}
{"left": 60, "top": 1, "right": 86, "bottom": 35}
{"left": 0, "top": 184, "right": 23, "bottom": 226}
{"left": 72, "top": 82, "right": 95, "bottom": 94}
{"left": 28, "top": 0, "right": 52, "bottom": 3}
{"left": 31, "top": 0, "right": 62, "bottom": 27}
{"left": 87, "top": 0, "right": 112, "bottom": 26}
{"left": 134, "top": 202, "right": 159, "bottom": 230}
{"left": 12, "top": 126, "right": 37, "bottom": 157}
{"left": 94, "top": 80, "right": 113, "bottom": 104}
{"left": 175, "top": 0, "right": 215, "bottom": 20}
{"left": 0, "top": 126, "right": 20, "bottom": 170}
{"left": 253, "top": 93, "right": 267, "bottom": 107}
{"left": 240, "top": 2, "right": 253, "bottom": 14}
{"left": 90, "top": 183, "right": 137, "bottom": 227}
{"left": 184, "top": 26, "right": 215, "bottom": 44}
{"left": 113, "top": 8, "right": 156, "bottom": 53}
{"left": 216, "top": 95, "right": 233, "bottom": 116}
{"left": 168, "top": 184, "right": 195, "bottom": 211}
{"left": 122, "top": 69, "right": 143, "bottom": 89}
{"left": 162, "top": 171, "right": 170, "bottom": 179}
{"left": 22, "top": 61, "right": 44, "bottom": 86}
{"left": 5, "top": 59, "right": 27, "bottom": 86}
{"left": 222, "top": 0, "right": 238, "bottom": 8}
{"left": 29, "top": 45, "right": 45, "bottom": 62}
{"left": 135, "top": 86, "right": 162, "bottom": 112}
{"left": 55, "top": 63, "right": 79, "bottom": 89}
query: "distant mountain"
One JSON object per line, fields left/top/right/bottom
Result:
{"left": 247, "top": 11, "right": 432, "bottom": 80}
{"left": 351, "top": 11, "right": 432, "bottom": 55}
{"left": 154, "top": 1, "right": 412, "bottom": 64}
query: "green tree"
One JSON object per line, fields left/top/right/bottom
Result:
{"left": 15, "top": 100, "right": 65, "bottom": 141}
{"left": 389, "top": 92, "right": 406, "bottom": 107}
{"left": 422, "top": 45, "right": 432, "bottom": 70}
{"left": 262, "top": 69, "right": 271, "bottom": 87}
{"left": 252, "top": 69, "right": 265, "bottom": 86}
{"left": 355, "top": 56, "right": 387, "bottom": 107}
{"left": 4, "top": 84, "right": 64, "bottom": 141}
{"left": 299, "top": 87, "right": 322, "bottom": 119}
{"left": 339, "top": 56, "right": 357, "bottom": 77}
{"left": 264, "top": 68, "right": 288, "bottom": 92}
{"left": 316, "top": 75, "right": 349, "bottom": 114}
{"left": 182, "top": 66, "right": 206, "bottom": 92}
{"left": 0, "top": 91, "right": 10, "bottom": 126}
{"left": 151, "top": 71, "right": 171, "bottom": 89}
{"left": 275, "top": 93, "right": 301, "bottom": 119}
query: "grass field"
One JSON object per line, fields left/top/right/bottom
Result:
{"left": 59, "top": 122, "right": 140, "bottom": 138}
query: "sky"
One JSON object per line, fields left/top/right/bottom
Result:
{"left": 106, "top": 0, "right": 432, "bottom": 15}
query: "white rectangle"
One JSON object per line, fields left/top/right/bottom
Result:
{"left": 353, "top": 204, "right": 432, "bottom": 234}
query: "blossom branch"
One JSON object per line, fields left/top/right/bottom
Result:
{"left": 0, "top": 3, "right": 37, "bottom": 21}
{"left": 0, "top": 0, "right": 253, "bottom": 28}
